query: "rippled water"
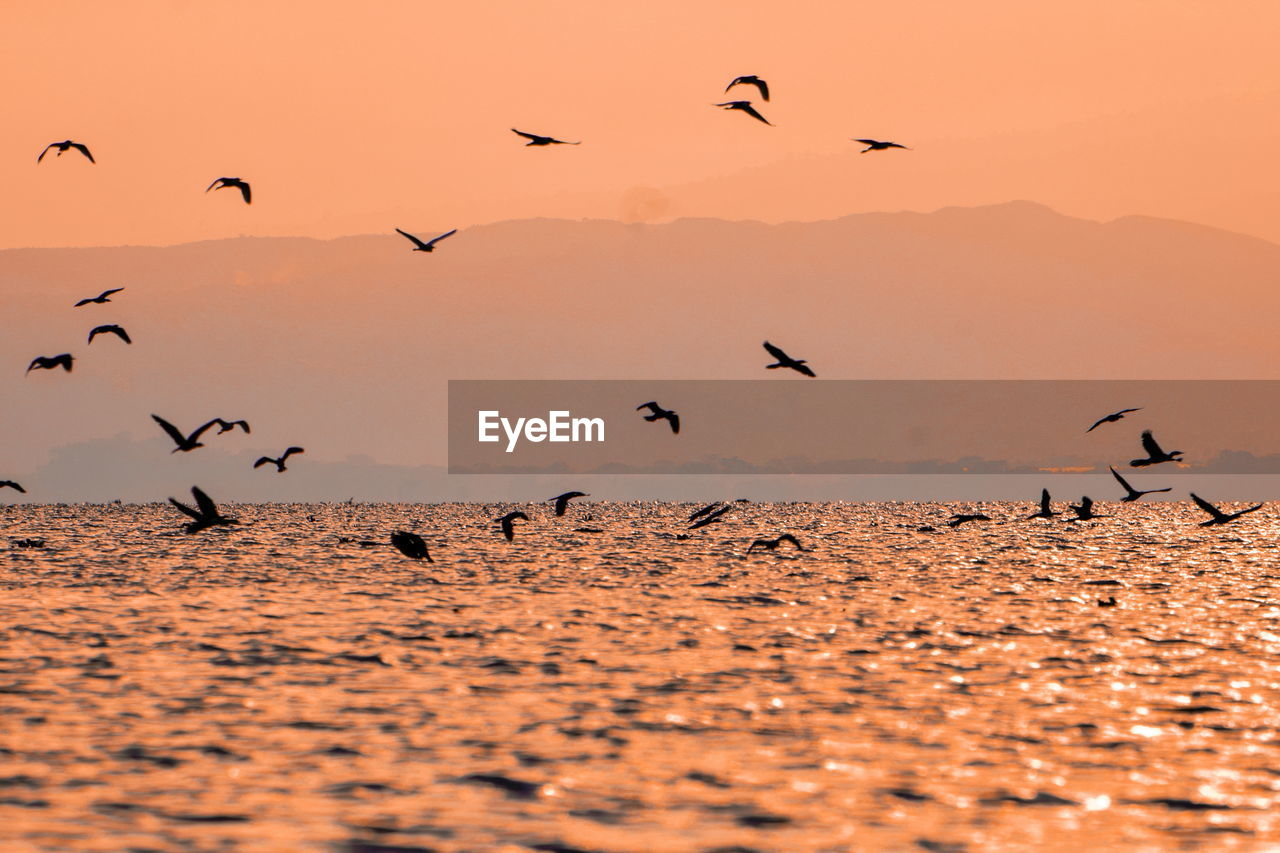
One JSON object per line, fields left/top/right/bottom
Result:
{"left": 2, "top": 501, "right": 1279, "bottom": 852}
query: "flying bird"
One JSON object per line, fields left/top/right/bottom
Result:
{"left": 395, "top": 227, "right": 457, "bottom": 252}
{"left": 213, "top": 418, "right": 251, "bottom": 434}
{"left": 763, "top": 341, "right": 815, "bottom": 377}
{"left": 206, "top": 177, "right": 251, "bottom": 204}
{"left": 26, "top": 354, "right": 74, "bottom": 374}
{"left": 715, "top": 101, "right": 772, "bottom": 125}
{"left": 38, "top": 140, "right": 94, "bottom": 163}
{"left": 725, "top": 75, "right": 769, "bottom": 101}
{"left": 1087, "top": 407, "right": 1142, "bottom": 432}
{"left": 497, "top": 510, "right": 530, "bottom": 541}
{"left": 390, "top": 530, "right": 433, "bottom": 561}
{"left": 88, "top": 324, "right": 131, "bottom": 345}
{"left": 74, "top": 287, "right": 124, "bottom": 307}
{"left": 254, "top": 447, "right": 305, "bottom": 472}
{"left": 1067, "top": 496, "right": 1106, "bottom": 521}
{"left": 1109, "top": 466, "right": 1171, "bottom": 502}
{"left": 747, "top": 533, "right": 803, "bottom": 552}
{"left": 152, "top": 414, "right": 219, "bottom": 452}
{"left": 549, "top": 491, "right": 588, "bottom": 517}
{"left": 688, "top": 502, "right": 722, "bottom": 522}
{"left": 1130, "top": 430, "right": 1183, "bottom": 467}
{"left": 511, "top": 129, "right": 579, "bottom": 146}
{"left": 1026, "top": 488, "right": 1059, "bottom": 520}
{"left": 0, "top": 481, "right": 25, "bottom": 494}
{"left": 169, "top": 486, "right": 238, "bottom": 533}
{"left": 853, "top": 138, "right": 909, "bottom": 153}
{"left": 637, "top": 401, "right": 680, "bottom": 434}
{"left": 1190, "top": 493, "right": 1264, "bottom": 527}
{"left": 690, "top": 505, "right": 732, "bottom": 530}
{"left": 947, "top": 513, "right": 991, "bottom": 527}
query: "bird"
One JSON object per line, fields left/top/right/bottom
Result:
{"left": 690, "top": 505, "right": 732, "bottom": 530}
{"left": 725, "top": 75, "right": 769, "bottom": 101}
{"left": 152, "top": 414, "right": 219, "bottom": 452}
{"left": 763, "top": 341, "right": 816, "bottom": 377}
{"left": 1026, "top": 488, "right": 1059, "bottom": 519}
{"left": 395, "top": 227, "right": 457, "bottom": 252}
{"left": 74, "top": 287, "right": 124, "bottom": 307}
{"left": 1190, "top": 493, "right": 1264, "bottom": 527}
{"left": 1087, "top": 407, "right": 1142, "bottom": 432}
{"left": 747, "top": 534, "right": 803, "bottom": 552}
{"left": 1097, "top": 596, "right": 1118, "bottom": 607}
{"left": 87, "top": 324, "right": 131, "bottom": 345}
{"left": 26, "top": 354, "right": 74, "bottom": 374}
{"left": 549, "top": 491, "right": 588, "bottom": 517}
{"left": 169, "top": 486, "right": 238, "bottom": 534}
{"left": 947, "top": 513, "right": 991, "bottom": 527}
{"left": 1110, "top": 466, "right": 1171, "bottom": 502}
{"left": 213, "top": 418, "right": 251, "bottom": 434}
{"left": 206, "top": 177, "right": 251, "bottom": 204}
{"left": 0, "top": 481, "right": 25, "bottom": 494}
{"left": 1130, "top": 430, "right": 1183, "bottom": 467}
{"left": 688, "top": 502, "right": 722, "bottom": 522}
{"left": 254, "top": 447, "right": 305, "bottom": 472}
{"left": 853, "top": 138, "right": 909, "bottom": 153}
{"left": 390, "top": 530, "right": 433, "bottom": 561}
{"left": 637, "top": 402, "right": 679, "bottom": 434}
{"left": 38, "top": 140, "right": 94, "bottom": 164}
{"left": 497, "top": 510, "right": 529, "bottom": 541}
{"left": 1067, "top": 496, "right": 1106, "bottom": 521}
{"left": 511, "top": 129, "right": 579, "bottom": 146}
{"left": 715, "top": 101, "right": 772, "bottom": 125}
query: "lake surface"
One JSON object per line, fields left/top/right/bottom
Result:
{"left": 2, "top": 501, "right": 1278, "bottom": 852}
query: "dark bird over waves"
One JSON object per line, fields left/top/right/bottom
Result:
{"left": 1087, "top": 407, "right": 1142, "bottom": 432}
{"left": 1191, "top": 493, "right": 1264, "bottom": 526}
{"left": 152, "top": 414, "right": 219, "bottom": 452}
{"left": 254, "top": 447, "right": 305, "bottom": 473}
{"left": 747, "top": 533, "right": 803, "bottom": 552}
{"left": 689, "top": 505, "right": 732, "bottom": 530}
{"left": 27, "top": 354, "right": 74, "bottom": 374}
{"left": 74, "top": 287, "right": 124, "bottom": 307}
{"left": 0, "top": 481, "right": 25, "bottom": 494}
{"left": 390, "top": 530, "right": 433, "bottom": 561}
{"left": 396, "top": 227, "right": 457, "bottom": 252}
{"left": 725, "top": 75, "right": 769, "bottom": 101}
{"left": 1027, "top": 488, "right": 1059, "bottom": 519}
{"left": 168, "top": 486, "right": 238, "bottom": 534}
{"left": 497, "top": 510, "right": 530, "bottom": 541}
{"left": 853, "top": 138, "right": 910, "bottom": 153}
{"left": 206, "top": 177, "right": 251, "bottom": 204}
{"left": 549, "top": 491, "right": 588, "bottom": 517}
{"left": 1130, "top": 430, "right": 1183, "bottom": 467}
{"left": 88, "top": 324, "right": 131, "bottom": 345}
{"left": 1110, "top": 466, "right": 1171, "bottom": 502}
{"left": 689, "top": 502, "right": 722, "bottom": 522}
{"left": 763, "top": 341, "right": 815, "bottom": 377}
{"left": 38, "top": 140, "right": 94, "bottom": 163}
{"left": 637, "top": 401, "right": 680, "bottom": 434}
{"left": 511, "top": 129, "right": 579, "bottom": 146}
{"left": 715, "top": 100, "right": 772, "bottom": 125}
{"left": 947, "top": 513, "right": 991, "bottom": 527}
{"left": 213, "top": 418, "right": 251, "bottom": 434}
{"left": 1067, "top": 496, "right": 1106, "bottom": 521}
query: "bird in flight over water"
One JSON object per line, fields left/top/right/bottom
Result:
{"left": 213, "top": 418, "right": 251, "bottom": 434}
{"left": 637, "top": 402, "right": 680, "bottom": 434}
{"left": 26, "top": 354, "right": 74, "bottom": 374}
{"left": 169, "top": 486, "right": 238, "bottom": 533}
{"left": 511, "top": 129, "right": 579, "bottom": 146}
{"left": 1130, "top": 430, "right": 1183, "bottom": 467}
{"left": 497, "top": 510, "right": 530, "bottom": 541}
{"left": 88, "top": 324, "right": 131, "bottom": 345}
{"left": 152, "top": 415, "right": 220, "bottom": 452}
{"left": 549, "top": 491, "right": 588, "bottom": 517}
{"left": 74, "top": 287, "right": 124, "bottom": 307}
{"left": 206, "top": 177, "right": 251, "bottom": 204}
{"left": 853, "top": 139, "right": 909, "bottom": 153}
{"left": 254, "top": 447, "right": 305, "bottom": 472}
{"left": 947, "top": 513, "right": 991, "bottom": 527}
{"left": 715, "top": 101, "right": 772, "bottom": 125}
{"left": 763, "top": 341, "right": 816, "bottom": 377}
{"left": 38, "top": 140, "right": 94, "bottom": 163}
{"left": 395, "top": 228, "right": 457, "bottom": 252}
{"left": 689, "top": 502, "right": 722, "bottom": 522}
{"left": 747, "top": 533, "right": 803, "bottom": 552}
{"left": 0, "top": 481, "right": 25, "bottom": 494}
{"left": 1067, "top": 496, "right": 1106, "bottom": 521}
{"left": 1109, "top": 466, "right": 1171, "bottom": 502}
{"left": 390, "top": 530, "right": 433, "bottom": 561}
{"left": 1191, "top": 493, "right": 1264, "bottom": 527}
{"left": 1087, "top": 407, "right": 1142, "bottom": 432}
{"left": 689, "top": 505, "right": 732, "bottom": 530}
{"left": 1026, "top": 488, "right": 1059, "bottom": 519}
{"left": 725, "top": 75, "right": 769, "bottom": 101}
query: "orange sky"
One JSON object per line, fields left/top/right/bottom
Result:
{"left": 4, "top": 1, "right": 1279, "bottom": 248}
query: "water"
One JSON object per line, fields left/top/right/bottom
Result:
{"left": 2, "top": 501, "right": 1278, "bottom": 851}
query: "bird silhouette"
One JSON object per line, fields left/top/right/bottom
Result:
{"left": 715, "top": 101, "right": 772, "bottom": 125}
{"left": 38, "top": 140, "right": 94, "bottom": 164}
{"left": 390, "top": 530, "right": 433, "bottom": 561}
{"left": 690, "top": 505, "right": 732, "bottom": 529}
{"left": 636, "top": 401, "right": 680, "bottom": 434}
{"left": 169, "top": 486, "right": 238, "bottom": 533}
{"left": 747, "top": 533, "right": 803, "bottom": 552}
{"left": 213, "top": 418, "right": 251, "bottom": 434}
{"left": 1026, "top": 488, "right": 1059, "bottom": 519}
{"left": 74, "top": 287, "right": 124, "bottom": 307}
{"left": 511, "top": 129, "right": 579, "bottom": 146}
{"left": 254, "top": 447, "right": 305, "bottom": 472}
{"left": 206, "top": 177, "right": 251, "bottom": 204}
{"left": 1190, "top": 493, "right": 1264, "bottom": 526}
{"left": 26, "top": 354, "right": 74, "bottom": 374}
{"left": 725, "top": 75, "right": 769, "bottom": 101}
{"left": 549, "top": 491, "right": 588, "bottom": 517}
{"left": 0, "top": 481, "right": 25, "bottom": 494}
{"left": 88, "top": 324, "right": 131, "bottom": 345}
{"left": 947, "top": 513, "right": 991, "bottom": 527}
{"left": 1087, "top": 407, "right": 1142, "bottom": 432}
{"left": 395, "top": 227, "right": 457, "bottom": 252}
{"left": 152, "top": 415, "right": 219, "bottom": 452}
{"left": 1130, "top": 430, "right": 1183, "bottom": 467}
{"left": 763, "top": 341, "right": 815, "bottom": 377}
{"left": 853, "top": 138, "right": 909, "bottom": 153}
{"left": 1067, "top": 496, "right": 1106, "bottom": 521}
{"left": 688, "top": 502, "right": 722, "bottom": 522}
{"left": 1109, "top": 466, "right": 1171, "bottom": 502}
{"left": 1097, "top": 596, "right": 1118, "bottom": 607}
{"left": 497, "top": 510, "right": 529, "bottom": 541}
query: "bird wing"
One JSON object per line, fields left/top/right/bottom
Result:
{"left": 511, "top": 129, "right": 541, "bottom": 141}
{"left": 689, "top": 502, "right": 719, "bottom": 521}
{"left": 1109, "top": 466, "right": 1134, "bottom": 492}
{"left": 71, "top": 143, "right": 95, "bottom": 163}
{"left": 0, "top": 481, "right": 25, "bottom": 493}
{"left": 253, "top": 457, "right": 274, "bottom": 469}
{"left": 395, "top": 228, "right": 429, "bottom": 249}
{"left": 188, "top": 419, "right": 222, "bottom": 443}
{"left": 205, "top": 178, "right": 224, "bottom": 192}
{"left": 854, "top": 139, "right": 880, "bottom": 145}
{"left": 1117, "top": 408, "right": 1141, "bottom": 416}
{"left": 281, "top": 447, "right": 305, "bottom": 460}
{"left": 1140, "top": 430, "right": 1164, "bottom": 457}
{"left": 669, "top": 413, "right": 680, "bottom": 434}
{"left": 739, "top": 103, "right": 772, "bottom": 125}
{"left": 753, "top": 78, "right": 769, "bottom": 101}
{"left": 636, "top": 402, "right": 660, "bottom": 413}
{"left": 168, "top": 497, "right": 202, "bottom": 520}
{"left": 101, "top": 288, "right": 124, "bottom": 298}
{"left": 1039, "top": 488, "right": 1051, "bottom": 512}
{"left": 152, "top": 415, "right": 189, "bottom": 447}
{"left": 74, "top": 298, "right": 92, "bottom": 307}
{"left": 426, "top": 229, "right": 457, "bottom": 247}
{"left": 228, "top": 420, "right": 250, "bottom": 434}
{"left": 763, "top": 341, "right": 789, "bottom": 361}
{"left": 191, "top": 486, "right": 219, "bottom": 517}
{"left": 1085, "top": 415, "right": 1109, "bottom": 432}
{"left": 37, "top": 144, "right": 54, "bottom": 163}
{"left": 236, "top": 181, "right": 251, "bottom": 204}
{"left": 779, "top": 533, "right": 800, "bottom": 548}
{"left": 1190, "top": 493, "right": 1223, "bottom": 518}
{"left": 795, "top": 363, "right": 816, "bottom": 377}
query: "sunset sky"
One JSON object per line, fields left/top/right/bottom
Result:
{"left": 5, "top": 1, "right": 1280, "bottom": 248}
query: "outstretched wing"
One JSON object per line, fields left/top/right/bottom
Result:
{"left": 1109, "top": 466, "right": 1133, "bottom": 492}
{"left": 100, "top": 287, "right": 124, "bottom": 299}
{"left": 191, "top": 486, "right": 218, "bottom": 517}
{"left": 511, "top": 129, "right": 541, "bottom": 141}
{"left": 168, "top": 497, "right": 202, "bottom": 520}
{"left": 1190, "top": 492, "right": 1222, "bottom": 518}
{"left": 854, "top": 139, "right": 880, "bottom": 146}
{"left": 151, "top": 414, "right": 189, "bottom": 447}
{"left": 1140, "top": 430, "right": 1164, "bottom": 457}
{"left": 426, "top": 229, "right": 457, "bottom": 248}
{"left": 779, "top": 533, "right": 801, "bottom": 549}
{"left": 763, "top": 341, "right": 789, "bottom": 362}
{"left": 794, "top": 363, "right": 816, "bottom": 377}
{"left": 395, "top": 228, "right": 428, "bottom": 249}
{"left": 236, "top": 181, "right": 251, "bottom": 204}
{"left": 37, "top": 143, "right": 54, "bottom": 163}
{"left": 1116, "top": 408, "right": 1141, "bottom": 416}
{"left": 738, "top": 103, "right": 771, "bottom": 125}
{"left": 637, "top": 402, "right": 660, "bottom": 413}
{"left": 689, "top": 502, "right": 719, "bottom": 521}
{"left": 1039, "top": 488, "right": 1051, "bottom": 512}
{"left": 669, "top": 412, "right": 680, "bottom": 434}
{"left": 0, "top": 481, "right": 25, "bottom": 493}
{"left": 253, "top": 457, "right": 274, "bottom": 469}
{"left": 1085, "top": 415, "right": 1109, "bottom": 432}
{"left": 71, "top": 143, "right": 95, "bottom": 163}
{"left": 206, "top": 178, "right": 224, "bottom": 192}
{"left": 187, "top": 419, "right": 222, "bottom": 443}
{"left": 281, "top": 447, "right": 305, "bottom": 461}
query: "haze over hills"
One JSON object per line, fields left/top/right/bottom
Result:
{"left": 5, "top": 201, "right": 1280, "bottom": 500}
